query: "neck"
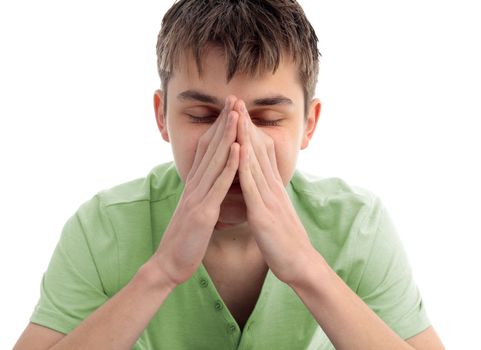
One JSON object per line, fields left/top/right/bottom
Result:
{"left": 210, "top": 221, "right": 256, "bottom": 252}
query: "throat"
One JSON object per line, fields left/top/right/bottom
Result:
{"left": 211, "top": 221, "right": 255, "bottom": 251}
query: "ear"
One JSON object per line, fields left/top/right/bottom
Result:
{"left": 300, "top": 98, "right": 321, "bottom": 150}
{"left": 153, "top": 89, "right": 170, "bottom": 143}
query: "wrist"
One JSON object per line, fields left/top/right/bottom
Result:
{"left": 288, "top": 247, "right": 332, "bottom": 292}
{"left": 136, "top": 258, "right": 178, "bottom": 293}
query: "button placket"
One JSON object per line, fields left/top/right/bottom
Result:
{"left": 214, "top": 300, "right": 223, "bottom": 311}
{"left": 197, "top": 262, "right": 272, "bottom": 343}
{"left": 199, "top": 278, "right": 208, "bottom": 288}
{"left": 227, "top": 322, "right": 237, "bottom": 334}
{"left": 195, "top": 266, "right": 240, "bottom": 348}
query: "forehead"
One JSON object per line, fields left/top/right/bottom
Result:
{"left": 168, "top": 45, "right": 304, "bottom": 106}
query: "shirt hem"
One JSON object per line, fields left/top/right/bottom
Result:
{"left": 30, "top": 309, "right": 78, "bottom": 335}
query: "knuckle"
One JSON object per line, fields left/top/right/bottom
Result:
{"left": 183, "top": 194, "right": 199, "bottom": 212}
{"left": 199, "top": 201, "right": 219, "bottom": 222}
{"left": 189, "top": 205, "right": 205, "bottom": 225}
{"left": 274, "top": 179, "right": 285, "bottom": 194}
{"left": 205, "top": 207, "right": 219, "bottom": 222}
{"left": 264, "top": 195, "right": 278, "bottom": 211}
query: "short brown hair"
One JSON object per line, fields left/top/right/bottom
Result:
{"left": 156, "top": 0, "right": 321, "bottom": 121}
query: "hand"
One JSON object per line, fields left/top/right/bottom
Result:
{"left": 152, "top": 96, "right": 240, "bottom": 286}
{"left": 233, "top": 99, "right": 319, "bottom": 286}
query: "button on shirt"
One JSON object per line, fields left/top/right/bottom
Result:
{"left": 29, "top": 161, "right": 431, "bottom": 349}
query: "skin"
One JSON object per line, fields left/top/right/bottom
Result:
{"left": 152, "top": 47, "right": 445, "bottom": 349}
{"left": 153, "top": 45, "right": 321, "bottom": 252}
{"left": 13, "top": 45, "right": 444, "bottom": 350}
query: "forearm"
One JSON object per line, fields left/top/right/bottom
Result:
{"left": 289, "top": 250, "right": 414, "bottom": 350}
{"left": 50, "top": 258, "right": 176, "bottom": 350}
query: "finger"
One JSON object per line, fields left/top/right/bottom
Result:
{"left": 239, "top": 114, "right": 267, "bottom": 209}
{"left": 196, "top": 110, "right": 239, "bottom": 198}
{"left": 189, "top": 96, "right": 232, "bottom": 183}
{"left": 204, "top": 142, "right": 240, "bottom": 209}
{"left": 189, "top": 95, "right": 237, "bottom": 187}
{"left": 238, "top": 143, "right": 264, "bottom": 212}
{"left": 246, "top": 140, "right": 273, "bottom": 205}
{"left": 237, "top": 99, "right": 278, "bottom": 191}
{"left": 186, "top": 99, "right": 229, "bottom": 184}
{"left": 265, "top": 139, "right": 283, "bottom": 183}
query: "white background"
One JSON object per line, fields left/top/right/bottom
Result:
{"left": 1, "top": 0, "right": 479, "bottom": 348}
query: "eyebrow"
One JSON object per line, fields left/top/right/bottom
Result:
{"left": 177, "top": 89, "right": 293, "bottom": 107}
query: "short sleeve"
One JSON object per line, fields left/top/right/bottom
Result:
{"left": 29, "top": 197, "right": 110, "bottom": 334}
{"left": 355, "top": 198, "right": 432, "bottom": 340}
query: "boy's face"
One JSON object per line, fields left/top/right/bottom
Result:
{"left": 154, "top": 46, "right": 320, "bottom": 229}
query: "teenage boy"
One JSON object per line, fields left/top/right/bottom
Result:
{"left": 14, "top": 1, "right": 445, "bottom": 349}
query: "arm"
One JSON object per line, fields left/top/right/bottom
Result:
{"left": 229, "top": 99, "right": 444, "bottom": 348}
{"left": 289, "top": 250, "right": 445, "bottom": 350}
{"left": 14, "top": 259, "right": 175, "bottom": 350}
{"left": 15, "top": 96, "right": 240, "bottom": 350}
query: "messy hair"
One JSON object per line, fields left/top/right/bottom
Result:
{"left": 156, "top": 0, "right": 321, "bottom": 121}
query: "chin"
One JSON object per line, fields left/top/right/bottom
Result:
{"left": 215, "top": 220, "right": 241, "bottom": 230}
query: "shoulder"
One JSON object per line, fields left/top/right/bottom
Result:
{"left": 71, "top": 161, "right": 182, "bottom": 225}
{"left": 289, "top": 169, "right": 402, "bottom": 287}
{"left": 65, "top": 161, "right": 183, "bottom": 292}
{"left": 93, "top": 160, "right": 183, "bottom": 207}
{"left": 288, "top": 168, "right": 383, "bottom": 236}
{"left": 289, "top": 167, "right": 376, "bottom": 202}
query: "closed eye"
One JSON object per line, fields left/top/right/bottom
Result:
{"left": 187, "top": 115, "right": 282, "bottom": 126}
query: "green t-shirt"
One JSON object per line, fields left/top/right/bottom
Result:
{"left": 30, "top": 161, "right": 431, "bottom": 349}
